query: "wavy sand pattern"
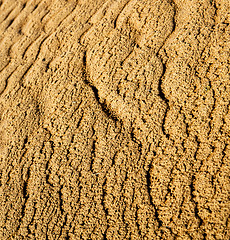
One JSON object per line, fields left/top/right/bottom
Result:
{"left": 0, "top": 0, "right": 229, "bottom": 239}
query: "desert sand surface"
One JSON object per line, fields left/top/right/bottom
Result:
{"left": 0, "top": 0, "right": 229, "bottom": 239}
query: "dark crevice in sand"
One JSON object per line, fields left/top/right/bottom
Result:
{"left": 102, "top": 178, "right": 109, "bottom": 239}
{"left": 45, "top": 139, "right": 54, "bottom": 187}
{"left": 58, "top": 186, "right": 64, "bottom": 215}
{"left": 208, "top": 84, "right": 216, "bottom": 137}
{"left": 102, "top": 182, "right": 108, "bottom": 217}
{"left": 113, "top": 0, "right": 131, "bottom": 29}
{"left": 179, "top": 106, "right": 189, "bottom": 138}
{"left": 157, "top": 63, "right": 170, "bottom": 138}
{"left": 22, "top": 174, "right": 29, "bottom": 201}
{"left": 170, "top": 0, "right": 177, "bottom": 36}
{"left": 156, "top": 0, "right": 177, "bottom": 139}
{"left": 45, "top": 61, "right": 51, "bottom": 72}
{"left": 82, "top": 51, "right": 118, "bottom": 122}
{"left": 0, "top": 68, "right": 16, "bottom": 96}
{"left": 22, "top": 136, "right": 28, "bottom": 148}
{"left": 157, "top": 63, "right": 168, "bottom": 103}
{"left": 32, "top": 4, "right": 39, "bottom": 12}
{"left": 19, "top": 64, "right": 33, "bottom": 87}
{"left": 1, "top": 8, "right": 14, "bottom": 23}
{"left": 90, "top": 139, "right": 96, "bottom": 173}
{"left": 59, "top": 214, "right": 68, "bottom": 239}
{"left": 135, "top": 206, "right": 142, "bottom": 238}
{"left": 146, "top": 165, "right": 153, "bottom": 204}
{"left": 212, "top": 0, "right": 218, "bottom": 19}
{"left": 76, "top": 112, "right": 84, "bottom": 129}
{"left": 154, "top": 205, "right": 163, "bottom": 228}
{"left": 35, "top": 36, "right": 48, "bottom": 61}
{"left": 190, "top": 175, "right": 204, "bottom": 228}
{"left": 22, "top": 3, "right": 26, "bottom": 9}
{"left": 6, "top": 19, "right": 14, "bottom": 30}
{"left": 82, "top": 51, "right": 100, "bottom": 106}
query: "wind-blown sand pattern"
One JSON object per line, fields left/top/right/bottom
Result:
{"left": 0, "top": 0, "right": 229, "bottom": 239}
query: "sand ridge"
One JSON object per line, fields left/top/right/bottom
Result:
{"left": 0, "top": 0, "right": 229, "bottom": 239}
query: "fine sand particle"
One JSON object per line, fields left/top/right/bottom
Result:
{"left": 0, "top": 0, "right": 229, "bottom": 239}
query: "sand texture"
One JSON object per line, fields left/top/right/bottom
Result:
{"left": 0, "top": 0, "right": 230, "bottom": 239}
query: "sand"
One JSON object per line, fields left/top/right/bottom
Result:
{"left": 0, "top": 0, "right": 229, "bottom": 239}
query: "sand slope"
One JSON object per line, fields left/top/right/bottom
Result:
{"left": 0, "top": 0, "right": 229, "bottom": 239}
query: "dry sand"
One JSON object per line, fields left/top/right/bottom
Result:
{"left": 0, "top": 0, "right": 230, "bottom": 239}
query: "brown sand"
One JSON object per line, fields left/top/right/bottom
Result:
{"left": 0, "top": 0, "right": 229, "bottom": 239}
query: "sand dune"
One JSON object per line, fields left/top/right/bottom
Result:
{"left": 0, "top": 0, "right": 229, "bottom": 239}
